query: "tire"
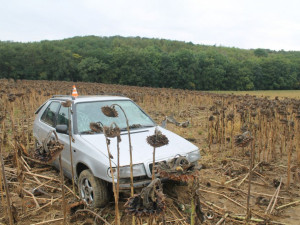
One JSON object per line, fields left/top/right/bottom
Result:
{"left": 78, "top": 169, "right": 110, "bottom": 208}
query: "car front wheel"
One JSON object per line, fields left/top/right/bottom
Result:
{"left": 78, "top": 169, "right": 110, "bottom": 208}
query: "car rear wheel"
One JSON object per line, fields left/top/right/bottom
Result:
{"left": 78, "top": 169, "right": 109, "bottom": 208}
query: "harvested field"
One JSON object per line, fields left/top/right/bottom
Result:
{"left": 0, "top": 79, "right": 300, "bottom": 225}
{"left": 209, "top": 90, "right": 300, "bottom": 99}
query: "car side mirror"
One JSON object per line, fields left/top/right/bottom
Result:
{"left": 56, "top": 124, "right": 68, "bottom": 134}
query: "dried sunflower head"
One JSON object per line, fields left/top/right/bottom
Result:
{"left": 234, "top": 131, "right": 253, "bottom": 148}
{"left": 226, "top": 112, "right": 234, "bottom": 121}
{"left": 90, "top": 122, "right": 103, "bottom": 133}
{"left": 0, "top": 111, "right": 5, "bottom": 122}
{"left": 147, "top": 128, "right": 169, "bottom": 148}
{"left": 101, "top": 106, "right": 118, "bottom": 117}
{"left": 15, "top": 93, "right": 24, "bottom": 97}
{"left": 61, "top": 100, "right": 72, "bottom": 107}
{"left": 209, "top": 105, "right": 216, "bottom": 111}
{"left": 209, "top": 115, "right": 215, "bottom": 121}
{"left": 212, "top": 110, "right": 220, "bottom": 116}
{"left": 280, "top": 119, "right": 288, "bottom": 125}
{"left": 250, "top": 111, "right": 257, "bottom": 117}
{"left": 7, "top": 94, "right": 16, "bottom": 102}
{"left": 103, "top": 124, "right": 121, "bottom": 138}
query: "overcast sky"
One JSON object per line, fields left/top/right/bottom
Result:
{"left": 1, "top": 0, "right": 299, "bottom": 51}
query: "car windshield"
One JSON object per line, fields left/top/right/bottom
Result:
{"left": 76, "top": 100, "right": 155, "bottom": 134}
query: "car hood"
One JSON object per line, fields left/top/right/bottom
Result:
{"left": 80, "top": 126, "right": 198, "bottom": 166}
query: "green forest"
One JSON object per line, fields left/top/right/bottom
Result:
{"left": 0, "top": 36, "right": 299, "bottom": 90}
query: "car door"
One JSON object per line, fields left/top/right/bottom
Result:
{"left": 56, "top": 104, "right": 73, "bottom": 178}
{"left": 38, "top": 101, "right": 61, "bottom": 167}
{"left": 38, "top": 101, "right": 72, "bottom": 176}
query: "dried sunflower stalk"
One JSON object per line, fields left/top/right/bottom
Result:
{"left": 147, "top": 128, "right": 169, "bottom": 180}
{"left": 33, "top": 131, "right": 64, "bottom": 163}
{"left": 124, "top": 178, "right": 166, "bottom": 217}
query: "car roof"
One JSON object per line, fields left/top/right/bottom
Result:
{"left": 50, "top": 95, "right": 130, "bottom": 103}
{"left": 35, "top": 95, "right": 130, "bottom": 114}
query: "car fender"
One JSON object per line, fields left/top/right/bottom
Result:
{"left": 75, "top": 157, "right": 115, "bottom": 183}
{"left": 73, "top": 136, "right": 116, "bottom": 183}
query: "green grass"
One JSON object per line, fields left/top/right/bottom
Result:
{"left": 208, "top": 90, "right": 300, "bottom": 99}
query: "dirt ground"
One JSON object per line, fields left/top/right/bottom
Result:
{"left": 1, "top": 132, "right": 300, "bottom": 225}
{"left": 0, "top": 79, "right": 300, "bottom": 224}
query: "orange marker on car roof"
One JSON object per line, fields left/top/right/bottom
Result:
{"left": 72, "top": 85, "right": 78, "bottom": 97}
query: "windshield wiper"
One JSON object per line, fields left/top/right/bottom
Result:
{"left": 120, "top": 124, "right": 154, "bottom": 131}
{"left": 129, "top": 124, "right": 142, "bottom": 129}
{"left": 80, "top": 130, "right": 102, "bottom": 135}
{"left": 140, "top": 125, "right": 155, "bottom": 128}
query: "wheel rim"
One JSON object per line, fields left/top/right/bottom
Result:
{"left": 80, "top": 178, "right": 94, "bottom": 205}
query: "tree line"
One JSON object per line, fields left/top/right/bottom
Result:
{"left": 0, "top": 35, "right": 299, "bottom": 90}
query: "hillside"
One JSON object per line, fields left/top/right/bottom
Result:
{"left": 0, "top": 36, "right": 299, "bottom": 90}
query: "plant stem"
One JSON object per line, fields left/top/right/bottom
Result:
{"left": 112, "top": 104, "right": 134, "bottom": 196}
{"left": 191, "top": 194, "right": 195, "bottom": 225}
{"left": 117, "top": 137, "right": 120, "bottom": 205}
{"left": 110, "top": 104, "right": 135, "bottom": 225}
{"left": 59, "top": 155, "right": 67, "bottom": 225}
{"left": 152, "top": 146, "right": 156, "bottom": 180}
{"left": 105, "top": 136, "right": 120, "bottom": 225}
{"left": 287, "top": 139, "right": 292, "bottom": 189}
{"left": 0, "top": 150, "right": 14, "bottom": 225}
{"left": 246, "top": 140, "right": 254, "bottom": 222}
{"left": 68, "top": 106, "right": 76, "bottom": 196}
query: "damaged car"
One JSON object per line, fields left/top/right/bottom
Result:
{"left": 33, "top": 95, "right": 201, "bottom": 207}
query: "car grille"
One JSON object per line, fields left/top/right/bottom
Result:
{"left": 119, "top": 176, "right": 148, "bottom": 184}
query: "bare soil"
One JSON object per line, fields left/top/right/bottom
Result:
{"left": 0, "top": 79, "right": 300, "bottom": 224}
{"left": 1, "top": 134, "right": 299, "bottom": 225}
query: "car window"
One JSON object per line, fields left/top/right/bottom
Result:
{"left": 76, "top": 100, "right": 155, "bottom": 133}
{"left": 57, "top": 105, "right": 69, "bottom": 127}
{"left": 41, "top": 101, "right": 60, "bottom": 127}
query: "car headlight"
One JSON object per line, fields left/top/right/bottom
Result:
{"left": 107, "top": 163, "right": 146, "bottom": 178}
{"left": 186, "top": 149, "right": 201, "bottom": 162}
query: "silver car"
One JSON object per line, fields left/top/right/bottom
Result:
{"left": 33, "top": 95, "right": 200, "bottom": 207}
